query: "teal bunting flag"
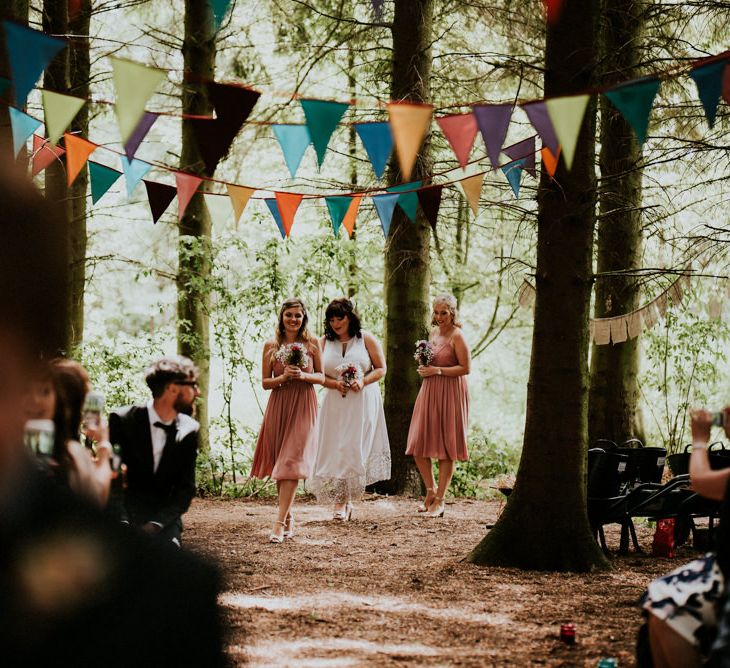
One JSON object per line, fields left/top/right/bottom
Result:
{"left": 89, "top": 161, "right": 122, "bottom": 204}
{"left": 264, "top": 198, "right": 286, "bottom": 239}
{"left": 354, "top": 122, "right": 393, "bottom": 179}
{"left": 121, "top": 156, "right": 152, "bottom": 197}
{"left": 373, "top": 193, "right": 400, "bottom": 237}
{"left": 604, "top": 77, "right": 660, "bottom": 144}
{"left": 272, "top": 124, "right": 312, "bottom": 178}
{"left": 300, "top": 99, "right": 349, "bottom": 167}
{"left": 324, "top": 196, "right": 352, "bottom": 237}
{"left": 387, "top": 181, "right": 422, "bottom": 222}
{"left": 3, "top": 22, "right": 66, "bottom": 106}
{"left": 211, "top": 0, "right": 232, "bottom": 28}
{"left": 501, "top": 158, "right": 525, "bottom": 199}
{"left": 8, "top": 107, "right": 41, "bottom": 157}
{"left": 689, "top": 60, "right": 727, "bottom": 128}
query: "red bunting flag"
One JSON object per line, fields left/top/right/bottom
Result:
{"left": 436, "top": 113, "right": 478, "bottom": 169}
{"left": 31, "top": 134, "right": 65, "bottom": 176}
{"left": 63, "top": 133, "right": 97, "bottom": 186}
{"left": 175, "top": 172, "right": 203, "bottom": 221}
{"left": 542, "top": 0, "right": 564, "bottom": 24}
{"left": 274, "top": 192, "right": 303, "bottom": 237}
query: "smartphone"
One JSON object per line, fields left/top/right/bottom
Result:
{"left": 24, "top": 419, "right": 55, "bottom": 457}
{"left": 82, "top": 390, "right": 105, "bottom": 430}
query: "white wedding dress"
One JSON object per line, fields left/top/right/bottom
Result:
{"left": 310, "top": 335, "right": 391, "bottom": 501}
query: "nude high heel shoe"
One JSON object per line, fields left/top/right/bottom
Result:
{"left": 284, "top": 514, "right": 295, "bottom": 538}
{"left": 417, "top": 487, "right": 437, "bottom": 513}
{"left": 269, "top": 520, "right": 286, "bottom": 543}
{"left": 425, "top": 496, "right": 445, "bottom": 518}
{"left": 333, "top": 502, "right": 353, "bottom": 521}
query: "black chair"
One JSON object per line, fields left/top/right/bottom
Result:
{"left": 667, "top": 443, "right": 691, "bottom": 477}
{"left": 587, "top": 447, "right": 631, "bottom": 552}
{"left": 616, "top": 439, "right": 667, "bottom": 486}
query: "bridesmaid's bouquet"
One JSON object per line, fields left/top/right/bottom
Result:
{"left": 414, "top": 340, "right": 434, "bottom": 366}
{"left": 274, "top": 342, "right": 309, "bottom": 368}
{"left": 335, "top": 363, "right": 363, "bottom": 398}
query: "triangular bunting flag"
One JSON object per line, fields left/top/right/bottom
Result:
{"left": 111, "top": 58, "right": 166, "bottom": 144}
{"left": 325, "top": 196, "right": 352, "bottom": 238}
{"left": 300, "top": 99, "right": 349, "bottom": 167}
{"left": 504, "top": 137, "right": 536, "bottom": 177}
{"left": 387, "top": 101, "right": 433, "bottom": 181}
{"left": 542, "top": 0, "right": 564, "bottom": 24}
{"left": 436, "top": 113, "right": 478, "bottom": 169}
{"left": 227, "top": 184, "right": 254, "bottom": 227}
{"left": 204, "top": 194, "right": 233, "bottom": 227}
{"left": 545, "top": 94, "right": 590, "bottom": 170}
{"left": 417, "top": 185, "right": 443, "bottom": 231}
{"left": 212, "top": 0, "right": 233, "bottom": 28}
{"left": 41, "top": 90, "right": 85, "bottom": 146}
{"left": 341, "top": 195, "right": 361, "bottom": 238}
{"left": 144, "top": 180, "right": 177, "bottom": 224}
{"left": 371, "top": 0, "right": 384, "bottom": 20}
{"left": 9, "top": 108, "right": 41, "bottom": 157}
{"left": 63, "top": 133, "right": 97, "bottom": 186}
{"left": 460, "top": 173, "right": 484, "bottom": 215}
{"left": 604, "top": 77, "right": 660, "bottom": 144}
{"left": 31, "top": 135, "right": 65, "bottom": 176}
{"left": 175, "top": 172, "right": 203, "bottom": 221}
{"left": 354, "top": 122, "right": 393, "bottom": 179}
{"left": 501, "top": 158, "right": 525, "bottom": 198}
{"left": 523, "top": 101, "right": 560, "bottom": 155}
{"left": 124, "top": 112, "right": 157, "bottom": 160}
{"left": 541, "top": 146, "right": 561, "bottom": 179}
{"left": 387, "top": 181, "right": 422, "bottom": 222}
{"left": 723, "top": 63, "right": 730, "bottom": 105}
{"left": 272, "top": 124, "right": 312, "bottom": 178}
{"left": 373, "top": 193, "right": 400, "bottom": 237}
{"left": 121, "top": 156, "right": 152, "bottom": 197}
{"left": 264, "top": 198, "right": 286, "bottom": 239}
{"left": 88, "top": 161, "right": 122, "bottom": 204}
{"left": 274, "top": 192, "right": 303, "bottom": 237}
{"left": 3, "top": 22, "right": 66, "bottom": 106}
{"left": 689, "top": 60, "right": 727, "bottom": 128}
{"left": 473, "top": 104, "right": 513, "bottom": 168}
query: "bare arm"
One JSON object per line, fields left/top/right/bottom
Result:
{"left": 362, "top": 332, "right": 386, "bottom": 386}
{"left": 301, "top": 341, "right": 325, "bottom": 385}
{"left": 689, "top": 409, "right": 730, "bottom": 500}
{"left": 419, "top": 330, "right": 471, "bottom": 378}
{"left": 261, "top": 341, "right": 287, "bottom": 390}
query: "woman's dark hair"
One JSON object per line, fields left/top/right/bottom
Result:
{"left": 323, "top": 298, "right": 362, "bottom": 341}
{"left": 50, "top": 359, "right": 91, "bottom": 457}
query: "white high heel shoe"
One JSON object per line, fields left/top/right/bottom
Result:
{"left": 425, "top": 497, "right": 445, "bottom": 518}
{"left": 417, "top": 487, "right": 437, "bottom": 513}
{"left": 333, "top": 502, "right": 353, "bottom": 521}
{"left": 269, "top": 520, "right": 286, "bottom": 543}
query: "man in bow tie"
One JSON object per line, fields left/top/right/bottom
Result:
{"left": 110, "top": 357, "right": 201, "bottom": 546}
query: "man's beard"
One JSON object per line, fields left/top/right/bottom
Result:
{"left": 174, "top": 395, "right": 195, "bottom": 416}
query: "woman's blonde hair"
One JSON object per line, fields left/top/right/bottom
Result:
{"left": 276, "top": 297, "right": 313, "bottom": 345}
{"left": 431, "top": 293, "right": 462, "bottom": 327}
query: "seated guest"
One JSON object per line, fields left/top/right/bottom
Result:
{"left": 110, "top": 357, "right": 201, "bottom": 545}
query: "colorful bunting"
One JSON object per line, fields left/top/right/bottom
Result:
{"left": 689, "top": 60, "right": 727, "bottom": 128}
{"left": 8, "top": 108, "right": 41, "bottom": 157}
{"left": 541, "top": 146, "right": 561, "bottom": 179}
{"left": 204, "top": 193, "right": 233, "bottom": 227}
{"left": 212, "top": 0, "right": 233, "bottom": 28}
{"left": 144, "top": 180, "right": 177, "bottom": 224}
{"left": 473, "top": 104, "right": 513, "bottom": 169}
{"left": 88, "top": 161, "right": 122, "bottom": 204}
{"left": 31, "top": 135, "right": 65, "bottom": 176}
{"left": 111, "top": 57, "right": 166, "bottom": 144}
{"left": 121, "top": 156, "right": 152, "bottom": 197}
{"left": 341, "top": 195, "right": 361, "bottom": 238}
{"left": 274, "top": 192, "right": 303, "bottom": 237}
{"left": 387, "top": 102, "right": 433, "bottom": 181}
{"left": 41, "top": 90, "right": 85, "bottom": 145}
{"left": 417, "top": 185, "right": 443, "bottom": 231}
{"left": 436, "top": 113, "right": 478, "bottom": 169}
{"left": 300, "top": 99, "right": 349, "bottom": 167}
{"left": 175, "top": 172, "right": 203, "bottom": 221}
{"left": 545, "top": 94, "right": 590, "bottom": 170}
{"left": 227, "top": 184, "right": 254, "bottom": 227}
{"left": 124, "top": 112, "right": 157, "bottom": 160}
{"left": 604, "top": 77, "right": 660, "bottom": 144}
{"left": 325, "top": 196, "right": 353, "bottom": 237}
{"left": 388, "top": 181, "right": 422, "bottom": 222}
{"left": 354, "top": 122, "right": 393, "bottom": 179}
{"left": 503, "top": 137, "right": 536, "bottom": 177}
{"left": 3, "top": 22, "right": 66, "bottom": 106}
{"left": 264, "top": 199, "right": 286, "bottom": 239}
{"left": 373, "top": 193, "right": 400, "bottom": 237}
{"left": 272, "top": 124, "right": 312, "bottom": 178}
{"left": 501, "top": 158, "right": 525, "bottom": 198}
{"left": 460, "top": 173, "right": 484, "bottom": 215}
{"left": 523, "top": 101, "right": 560, "bottom": 155}
{"left": 64, "top": 133, "right": 97, "bottom": 186}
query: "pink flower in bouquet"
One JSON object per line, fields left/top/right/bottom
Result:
{"left": 274, "top": 342, "right": 309, "bottom": 368}
{"left": 335, "top": 362, "right": 363, "bottom": 397}
{"left": 413, "top": 340, "right": 434, "bottom": 366}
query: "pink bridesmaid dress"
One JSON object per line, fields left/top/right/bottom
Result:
{"left": 250, "top": 355, "right": 318, "bottom": 480}
{"left": 406, "top": 340, "right": 469, "bottom": 461}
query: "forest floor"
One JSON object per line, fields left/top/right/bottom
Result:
{"left": 185, "top": 496, "right": 695, "bottom": 667}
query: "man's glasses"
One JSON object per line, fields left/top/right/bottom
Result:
{"left": 176, "top": 381, "right": 199, "bottom": 389}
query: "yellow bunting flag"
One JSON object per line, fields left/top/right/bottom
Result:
{"left": 42, "top": 90, "right": 85, "bottom": 146}
{"left": 227, "top": 184, "right": 254, "bottom": 227}
{"left": 459, "top": 173, "right": 485, "bottom": 215}
{"left": 544, "top": 94, "right": 590, "bottom": 171}
{"left": 63, "top": 133, "right": 97, "bottom": 186}
{"left": 387, "top": 101, "right": 433, "bottom": 181}
{"left": 341, "top": 195, "right": 362, "bottom": 238}
{"left": 111, "top": 58, "right": 166, "bottom": 144}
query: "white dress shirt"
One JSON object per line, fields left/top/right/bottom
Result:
{"left": 147, "top": 400, "right": 176, "bottom": 473}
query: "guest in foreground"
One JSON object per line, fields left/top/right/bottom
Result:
{"left": 109, "top": 356, "right": 201, "bottom": 546}
{"left": 406, "top": 294, "right": 471, "bottom": 517}
{"left": 250, "top": 297, "right": 323, "bottom": 543}
{"left": 310, "top": 298, "right": 391, "bottom": 520}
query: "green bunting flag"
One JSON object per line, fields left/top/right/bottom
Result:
{"left": 42, "top": 90, "right": 86, "bottom": 146}
{"left": 301, "top": 99, "right": 349, "bottom": 167}
{"left": 8, "top": 107, "right": 41, "bottom": 157}
{"left": 211, "top": 0, "right": 233, "bottom": 28}
{"left": 111, "top": 58, "right": 166, "bottom": 144}
{"left": 545, "top": 94, "right": 590, "bottom": 171}
{"left": 89, "top": 161, "right": 122, "bottom": 204}
{"left": 325, "top": 196, "right": 352, "bottom": 237}
{"left": 604, "top": 77, "right": 660, "bottom": 145}
{"left": 387, "top": 181, "right": 422, "bottom": 222}
{"left": 689, "top": 60, "right": 727, "bottom": 129}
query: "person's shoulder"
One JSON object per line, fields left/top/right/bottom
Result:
{"left": 178, "top": 413, "right": 200, "bottom": 440}
{"left": 110, "top": 404, "right": 144, "bottom": 421}
{"left": 361, "top": 330, "right": 379, "bottom": 344}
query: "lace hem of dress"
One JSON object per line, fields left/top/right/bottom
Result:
{"left": 309, "top": 453, "right": 392, "bottom": 502}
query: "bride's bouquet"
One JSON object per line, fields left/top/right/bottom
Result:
{"left": 413, "top": 340, "right": 434, "bottom": 366}
{"left": 274, "top": 342, "right": 309, "bottom": 368}
{"left": 335, "top": 362, "right": 363, "bottom": 398}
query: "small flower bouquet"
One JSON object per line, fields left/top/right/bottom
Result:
{"left": 274, "top": 342, "right": 309, "bottom": 368}
{"left": 335, "top": 362, "right": 363, "bottom": 397}
{"left": 413, "top": 340, "right": 434, "bottom": 366}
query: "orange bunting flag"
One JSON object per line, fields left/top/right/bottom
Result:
{"left": 31, "top": 134, "right": 65, "bottom": 176}
{"left": 274, "top": 192, "right": 304, "bottom": 237}
{"left": 460, "top": 173, "right": 485, "bottom": 215}
{"left": 227, "top": 184, "right": 254, "bottom": 227}
{"left": 341, "top": 195, "right": 362, "bottom": 238}
{"left": 175, "top": 172, "right": 203, "bottom": 221}
{"left": 541, "top": 146, "right": 561, "bottom": 179}
{"left": 387, "top": 101, "right": 433, "bottom": 181}
{"left": 63, "top": 133, "right": 97, "bottom": 186}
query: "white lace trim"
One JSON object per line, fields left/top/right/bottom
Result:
{"left": 309, "top": 451, "right": 391, "bottom": 502}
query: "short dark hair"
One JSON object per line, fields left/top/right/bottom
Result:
{"left": 145, "top": 356, "right": 198, "bottom": 398}
{"left": 323, "top": 298, "right": 362, "bottom": 341}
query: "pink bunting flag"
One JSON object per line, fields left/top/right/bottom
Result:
{"left": 31, "top": 134, "right": 65, "bottom": 176}
{"left": 436, "top": 113, "right": 478, "bottom": 169}
{"left": 175, "top": 172, "right": 203, "bottom": 221}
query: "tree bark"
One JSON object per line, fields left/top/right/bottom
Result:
{"left": 179, "top": 0, "right": 216, "bottom": 449}
{"left": 379, "top": 0, "right": 433, "bottom": 495}
{"left": 469, "top": 0, "right": 609, "bottom": 571}
{"left": 0, "top": 1, "right": 30, "bottom": 159}
{"left": 588, "top": 0, "right": 646, "bottom": 445}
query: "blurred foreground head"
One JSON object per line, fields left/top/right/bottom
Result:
{"left": 0, "top": 159, "right": 67, "bottom": 472}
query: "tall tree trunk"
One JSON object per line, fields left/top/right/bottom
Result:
{"left": 0, "top": 2, "right": 30, "bottom": 159}
{"left": 179, "top": 0, "right": 216, "bottom": 449}
{"left": 588, "top": 0, "right": 646, "bottom": 445}
{"left": 380, "top": 0, "right": 433, "bottom": 495}
{"left": 469, "top": 0, "right": 609, "bottom": 571}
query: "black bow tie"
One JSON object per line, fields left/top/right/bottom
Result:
{"left": 154, "top": 421, "right": 177, "bottom": 436}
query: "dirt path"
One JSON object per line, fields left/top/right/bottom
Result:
{"left": 185, "top": 496, "right": 680, "bottom": 667}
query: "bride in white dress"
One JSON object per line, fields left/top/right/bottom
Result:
{"left": 310, "top": 298, "right": 391, "bottom": 519}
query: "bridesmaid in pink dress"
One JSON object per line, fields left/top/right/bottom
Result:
{"left": 406, "top": 294, "right": 471, "bottom": 517}
{"left": 251, "top": 298, "right": 324, "bottom": 543}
